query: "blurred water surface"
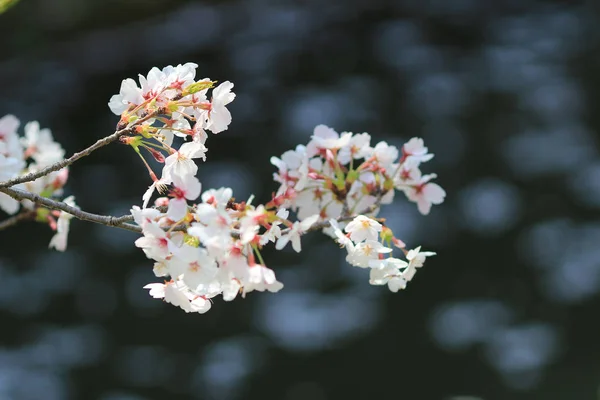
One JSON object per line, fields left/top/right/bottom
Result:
{"left": 1, "top": 0, "right": 599, "bottom": 399}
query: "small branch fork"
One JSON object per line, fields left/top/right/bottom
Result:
{"left": 0, "top": 128, "right": 127, "bottom": 189}
{"left": 0, "top": 116, "right": 157, "bottom": 233}
{"left": 0, "top": 186, "right": 141, "bottom": 233}
{"left": 0, "top": 112, "right": 156, "bottom": 190}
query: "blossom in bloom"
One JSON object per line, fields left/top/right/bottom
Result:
{"left": 157, "top": 118, "right": 192, "bottom": 147}
{"left": 48, "top": 196, "right": 77, "bottom": 251}
{"left": 219, "top": 271, "right": 242, "bottom": 302}
{"left": 0, "top": 154, "right": 24, "bottom": 214}
{"left": 201, "top": 187, "right": 233, "bottom": 207}
{"left": 328, "top": 219, "right": 353, "bottom": 248}
{"left": 259, "top": 208, "right": 288, "bottom": 245}
{"left": 153, "top": 262, "right": 169, "bottom": 277}
{"left": 22, "top": 121, "right": 65, "bottom": 166}
{"left": 401, "top": 137, "right": 433, "bottom": 166}
{"left": 197, "top": 81, "right": 236, "bottom": 134}
{"left": 371, "top": 141, "right": 399, "bottom": 170}
{"left": 276, "top": 214, "right": 319, "bottom": 252}
{"left": 167, "top": 175, "right": 201, "bottom": 221}
{"left": 144, "top": 280, "right": 212, "bottom": 314}
{"left": 0, "top": 114, "right": 24, "bottom": 160}
{"left": 344, "top": 215, "right": 382, "bottom": 243}
{"left": 161, "top": 146, "right": 201, "bottom": 183}
{"left": 337, "top": 132, "right": 372, "bottom": 164}
{"left": 404, "top": 175, "right": 446, "bottom": 215}
{"left": 162, "top": 62, "right": 198, "bottom": 90}
{"left": 306, "top": 125, "right": 352, "bottom": 156}
{"left": 108, "top": 63, "right": 200, "bottom": 116}
{"left": 369, "top": 264, "right": 407, "bottom": 292}
{"left": 239, "top": 205, "right": 268, "bottom": 244}
{"left": 131, "top": 205, "right": 164, "bottom": 226}
{"left": 270, "top": 145, "right": 310, "bottom": 191}
{"left": 368, "top": 257, "right": 408, "bottom": 270}
{"left": 108, "top": 78, "right": 144, "bottom": 115}
{"left": 403, "top": 246, "right": 436, "bottom": 281}
{"left": 346, "top": 240, "right": 392, "bottom": 268}
{"left": 135, "top": 220, "right": 172, "bottom": 261}
{"left": 169, "top": 244, "right": 218, "bottom": 290}
{"left": 142, "top": 178, "right": 170, "bottom": 210}
{"left": 243, "top": 265, "right": 284, "bottom": 296}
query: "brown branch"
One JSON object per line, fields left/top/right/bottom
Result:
{"left": 0, "top": 210, "right": 35, "bottom": 231}
{"left": 0, "top": 186, "right": 142, "bottom": 233}
{"left": 0, "top": 112, "right": 156, "bottom": 189}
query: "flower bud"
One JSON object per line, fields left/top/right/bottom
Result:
{"left": 183, "top": 80, "right": 216, "bottom": 96}
{"left": 147, "top": 147, "right": 165, "bottom": 163}
{"left": 380, "top": 226, "right": 394, "bottom": 243}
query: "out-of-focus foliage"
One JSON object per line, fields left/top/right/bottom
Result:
{"left": 0, "top": 0, "right": 20, "bottom": 14}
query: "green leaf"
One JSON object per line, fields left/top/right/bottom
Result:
{"left": 182, "top": 80, "right": 216, "bottom": 96}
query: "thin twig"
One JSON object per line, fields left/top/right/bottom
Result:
{"left": 0, "top": 186, "right": 142, "bottom": 233}
{"left": 0, "top": 112, "right": 156, "bottom": 189}
{"left": 0, "top": 211, "right": 35, "bottom": 231}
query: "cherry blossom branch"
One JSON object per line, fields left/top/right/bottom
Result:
{"left": 0, "top": 186, "right": 142, "bottom": 233}
{"left": 0, "top": 62, "right": 445, "bottom": 317}
{"left": 0, "top": 210, "right": 35, "bottom": 231}
{"left": 0, "top": 112, "right": 156, "bottom": 189}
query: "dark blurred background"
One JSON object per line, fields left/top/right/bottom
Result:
{"left": 1, "top": 0, "right": 599, "bottom": 399}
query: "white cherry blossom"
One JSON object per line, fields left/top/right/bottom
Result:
{"left": 344, "top": 215, "right": 382, "bottom": 243}
{"left": 22, "top": 121, "right": 65, "bottom": 166}
{"left": 243, "top": 265, "right": 284, "bottom": 296}
{"left": 307, "top": 125, "right": 352, "bottom": 156}
{"left": 48, "top": 196, "right": 77, "bottom": 251}
{"left": 166, "top": 175, "right": 201, "bottom": 221}
{"left": 276, "top": 214, "right": 319, "bottom": 252}
{"left": 135, "top": 220, "right": 172, "bottom": 261}
{"left": 346, "top": 240, "right": 392, "bottom": 268}
{"left": 369, "top": 265, "right": 407, "bottom": 292}
{"left": 0, "top": 114, "right": 23, "bottom": 160}
{"left": 403, "top": 246, "right": 436, "bottom": 281}
{"left": 404, "top": 176, "right": 446, "bottom": 215}
{"left": 402, "top": 137, "right": 434, "bottom": 165}
{"left": 371, "top": 141, "right": 399, "bottom": 170}
{"left": 196, "top": 81, "right": 236, "bottom": 134}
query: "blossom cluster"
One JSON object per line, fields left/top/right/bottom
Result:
{"left": 107, "top": 63, "right": 235, "bottom": 208}
{"left": 268, "top": 126, "right": 443, "bottom": 290}
{"left": 106, "top": 63, "right": 295, "bottom": 313}
{"left": 0, "top": 115, "right": 75, "bottom": 250}
{"left": 0, "top": 60, "right": 444, "bottom": 316}
{"left": 331, "top": 217, "right": 435, "bottom": 292}
{"left": 132, "top": 188, "right": 320, "bottom": 314}
{"left": 104, "top": 63, "right": 446, "bottom": 314}
{"left": 271, "top": 125, "right": 445, "bottom": 219}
